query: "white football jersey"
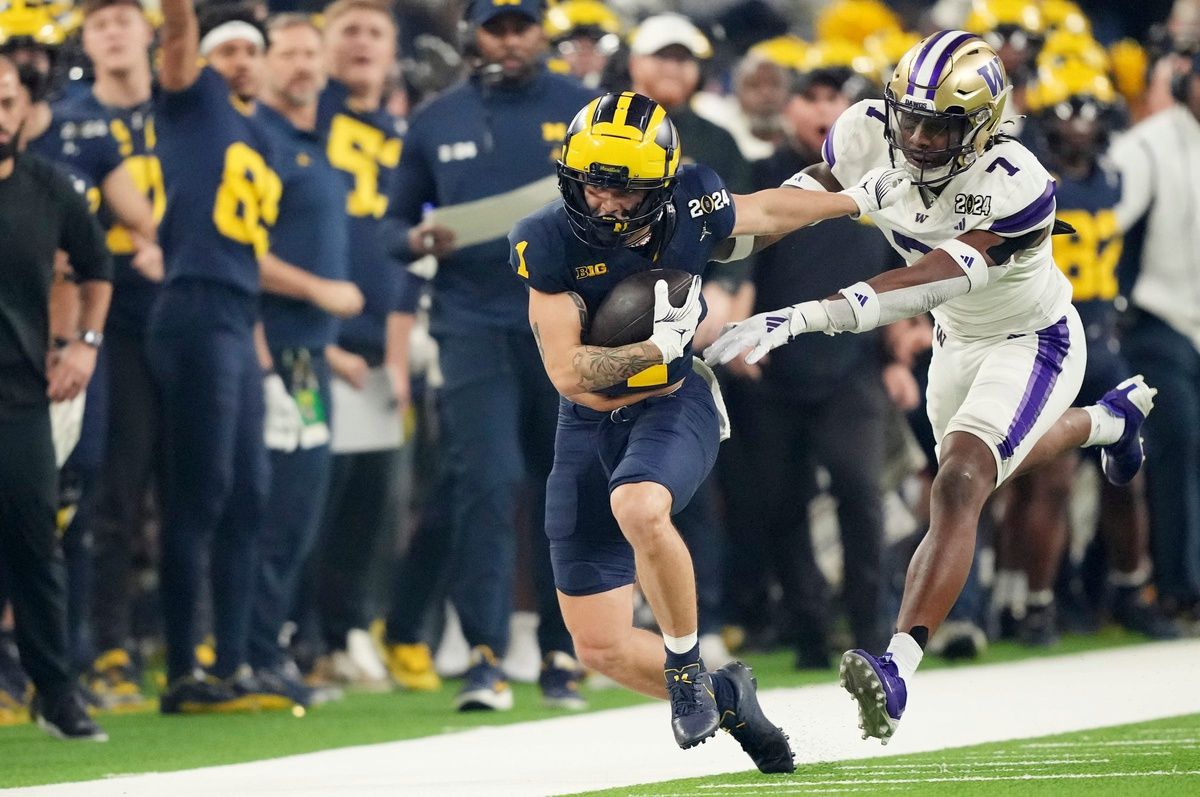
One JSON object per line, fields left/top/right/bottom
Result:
{"left": 803, "top": 100, "right": 1073, "bottom": 340}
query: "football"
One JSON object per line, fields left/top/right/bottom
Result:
{"left": 584, "top": 268, "right": 695, "bottom": 348}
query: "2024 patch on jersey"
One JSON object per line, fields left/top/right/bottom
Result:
{"left": 810, "top": 99, "right": 1072, "bottom": 340}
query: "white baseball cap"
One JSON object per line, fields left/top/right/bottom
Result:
{"left": 628, "top": 14, "right": 713, "bottom": 59}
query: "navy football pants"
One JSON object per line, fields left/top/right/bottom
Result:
{"left": 148, "top": 281, "right": 267, "bottom": 682}
{"left": 248, "top": 353, "right": 332, "bottom": 670}
{"left": 436, "top": 331, "right": 572, "bottom": 657}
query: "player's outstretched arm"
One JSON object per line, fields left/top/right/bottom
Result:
{"left": 705, "top": 228, "right": 1034, "bottom": 366}
{"left": 728, "top": 166, "right": 909, "bottom": 239}
{"left": 159, "top": 0, "right": 200, "bottom": 92}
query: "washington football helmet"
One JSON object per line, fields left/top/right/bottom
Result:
{"left": 557, "top": 91, "right": 681, "bottom": 249}
{"left": 883, "top": 31, "right": 1010, "bottom": 186}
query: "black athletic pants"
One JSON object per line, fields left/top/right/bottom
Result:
{"left": 0, "top": 406, "right": 73, "bottom": 702}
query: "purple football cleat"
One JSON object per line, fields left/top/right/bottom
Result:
{"left": 1096, "top": 375, "right": 1157, "bottom": 486}
{"left": 839, "top": 650, "right": 907, "bottom": 744}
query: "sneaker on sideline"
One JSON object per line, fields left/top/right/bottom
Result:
{"left": 538, "top": 651, "right": 586, "bottom": 710}
{"left": 384, "top": 642, "right": 441, "bottom": 692}
{"left": 454, "top": 645, "right": 513, "bottom": 712}
{"left": 32, "top": 690, "right": 107, "bottom": 741}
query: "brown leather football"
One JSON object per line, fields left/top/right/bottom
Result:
{"left": 584, "top": 268, "right": 694, "bottom": 347}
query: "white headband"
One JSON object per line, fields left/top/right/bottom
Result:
{"left": 200, "top": 20, "right": 265, "bottom": 57}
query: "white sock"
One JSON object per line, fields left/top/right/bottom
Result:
{"left": 992, "top": 569, "right": 1015, "bottom": 609}
{"left": 1108, "top": 561, "right": 1151, "bottom": 588}
{"left": 1011, "top": 572, "right": 1029, "bottom": 618}
{"left": 1083, "top": 404, "right": 1124, "bottom": 448}
{"left": 1027, "top": 589, "right": 1054, "bottom": 609}
{"left": 886, "top": 632, "right": 924, "bottom": 682}
{"left": 662, "top": 631, "right": 698, "bottom": 655}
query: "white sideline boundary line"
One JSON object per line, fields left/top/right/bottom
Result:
{"left": 8, "top": 640, "right": 1200, "bottom": 797}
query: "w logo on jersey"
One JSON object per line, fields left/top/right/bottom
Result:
{"left": 914, "top": 213, "right": 928, "bottom": 223}
{"left": 976, "top": 57, "right": 1004, "bottom": 98}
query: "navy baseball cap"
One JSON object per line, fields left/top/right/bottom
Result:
{"left": 468, "top": 0, "right": 543, "bottom": 27}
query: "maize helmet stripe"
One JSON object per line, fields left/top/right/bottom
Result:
{"left": 907, "top": 29, "right": 953, "bottom": 96}
{"left": 592, "top": 91, "right": 658, "bottom": 135}
{"left": 924, "top": 32, "right": 979, "bottom": 98}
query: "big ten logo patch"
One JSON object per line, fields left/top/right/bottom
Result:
{"left": 687, "top": 189, "right": 730, "bottom": 218}
{"left": 575, "top": 263, "right": 607, "bottom": 280}
{"left": 542, "top": 122, "right": 567, "bottom": 161}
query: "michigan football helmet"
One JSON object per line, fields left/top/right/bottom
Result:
{"left": 0, "top": 0, "right": 67, "bottom": 48}
{"left": 884, "top": 31, "right": 1010, "bottom": 186}
{"left": 1027, "top": 61, "right": 1119, "bottom": 163}
{"left": 558, "top": 91, "right": 681, "bottom": 249}
{"left": 544, "top": 0, "right": 622, "bottom": 45}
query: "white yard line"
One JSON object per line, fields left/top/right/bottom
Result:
{"left": 8, "top": 640, "right": 1200, "bottom": 797}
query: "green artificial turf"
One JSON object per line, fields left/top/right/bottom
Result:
{"left": 0, "top": 627, "right": 1153, "bottom": 788}
{"left": 568, "top": 713, "right": 1200, "bottom": 796}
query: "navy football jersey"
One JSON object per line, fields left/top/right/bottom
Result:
{"left": 510, "top": 163, "right": 736, "bottom": 397}
{"left": 256, "top": 103, "right": 349, "bottom": 352}
{"left": 389, "top": 69, "right": 596, "bottom": 335}
{"left": 317, "top": 79, "right": 402, "bottom": 356}
{"left": 56, "top": 90, "right": 164, "bottom": 330}
{"left": 25, "top": 107, "right": 120, "bottom": 217}
{"left": 156, "top": 67, "right": 280, "bottom": 296}
{"left": 1050, "top": 161, "right": 1123, "bottom": 332}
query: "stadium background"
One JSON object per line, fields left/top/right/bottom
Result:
{"left": 1, "top": 0, "right": 1199, "bottom": 792}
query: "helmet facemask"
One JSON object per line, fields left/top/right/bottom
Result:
{"left": 558, "top": 161, "right": 676, "bottom": 249}
{"left": 884, "top": 91, "right": 1002, "bottom": 186}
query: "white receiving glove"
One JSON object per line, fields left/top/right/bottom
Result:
{"left": 648, "top": 275, "right": 703, "bottom": 364}
{"left": 263, "top": 373, "right": 303, "bottom": 453}
{"left": 838, "top": 166, "right": 911, "bottom": 217}
{"left": 703, "top": 300, "right": 832, "bottom": 367}
{"left": 49, "top": 394, "right": 86, "bottom": 468}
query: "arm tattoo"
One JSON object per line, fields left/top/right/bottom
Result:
{"left": 570, "top": 342, "right": 661, "bottom": 392}
{"left": 567, "top": 292, "right": 588, "bottom": 329}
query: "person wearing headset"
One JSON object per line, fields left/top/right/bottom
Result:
{"left": 381, "top": 0, "right": 596, "bottom": 713}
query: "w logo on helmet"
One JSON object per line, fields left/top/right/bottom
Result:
{"left": 977, "top": 57, "right": 1004, "bottom": 98}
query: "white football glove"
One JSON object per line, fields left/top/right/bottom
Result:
{"left": 648, "top": 275, "right": 703, "bottom": 363}
{"left": 703, "top": 300, "right": 832, "bottom": 366}
{"left": 263, "top": 373, "right": 302, "bottom": 453}
{"left": 839, "top": 166, "right": 911, "bottom": 217}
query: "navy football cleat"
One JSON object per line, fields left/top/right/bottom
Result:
{"left": 1097, "top": 375, "right": 1157, "bottom": 486}
{"left": 715, "top": 662, "right": 795, "bottom": 773}
{"left": 538, "top": 651, "right": 587, "bottom": 710}
{"left": 665, "top": 662, "right": 720, "bottom": 749}
{"left": 839, "top": 650, "right": 907, "bottom": 744}
{"left": 454, "top": 646, "right": 513, "bottom": 712}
